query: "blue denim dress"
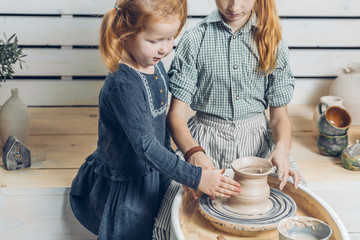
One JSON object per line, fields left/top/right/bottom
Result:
{"left": 69, "top": 62, "right": 201, "bottom": 240}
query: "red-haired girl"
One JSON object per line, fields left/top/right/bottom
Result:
{"left": 154, "top": 0, "right": 304, "bottom": 238}
{"left": 69, "top": 1, "right": 241, "bottom": 239}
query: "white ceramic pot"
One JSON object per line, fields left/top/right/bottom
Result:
{"left": 329, "top": 63, "right": 360, "bottom": 126}
{"left": 0, "top": 88, "right": 30, "bottom": 148}
{"left": 312, "top": 96, "right": 344, "bottom": 138}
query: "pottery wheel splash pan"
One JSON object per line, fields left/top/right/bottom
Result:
{"left": 199, "top": 188, "right": 297, "bottom": 235}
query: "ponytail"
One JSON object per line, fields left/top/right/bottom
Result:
{"left": 253, "top": 0, "right": 281, "bottom": 75}
{"left": 99, "top": 7, "right": 136, "bottom": 72}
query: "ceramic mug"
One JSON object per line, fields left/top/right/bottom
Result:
{"left": 317, "top": 103, "right": 351, "bottom": 136}
{"left": 317, "top": 133, "right": 348, "bottom": 156}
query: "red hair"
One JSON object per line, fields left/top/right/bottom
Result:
{"left": 253, "top": 0, "right": 282, "bottom": 75}
{"left": 99, "top": 0, "right": 187, "bottom": 72}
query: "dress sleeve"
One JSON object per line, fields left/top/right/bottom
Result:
{"left": 107, "top": 78, "right": 201, "bottom": 190}
{"left": 169, "top": 32, "right": 199, "bottom": 104}
{"left": 265, "top": 39, "right": 295, "bottom": 107}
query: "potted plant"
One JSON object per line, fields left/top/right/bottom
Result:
{"left": 0, "top": 33, "right": 29, "bottom": 149}
{"left": 0, "top": 33, "right": 26, "bottom": 82}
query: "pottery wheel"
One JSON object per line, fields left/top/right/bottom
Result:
{"left": 199, "top": 188, "right": 297, "bottom": 235}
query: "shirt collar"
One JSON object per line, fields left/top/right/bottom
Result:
{"left": 206, "top": 10, "right": 257, "bottom": 33}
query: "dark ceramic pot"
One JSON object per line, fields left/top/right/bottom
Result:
{"left": 317, "top": 133, "right": 348, "bottom": 156}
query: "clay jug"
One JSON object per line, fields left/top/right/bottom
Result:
{"left": 226, "top": 156, "right": 273, "bottom": 214}
{"left": 0, "top": 88, "right": 30, "bottom": 148}
{"left": 329, "top": 63, "right": 360, "bottom": 126}
{"left": 312, "top": 96, "right": 344, "bottom": 138}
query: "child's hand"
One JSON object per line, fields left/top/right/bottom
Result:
{"left": 268, "top": 149, "right": 302, "bottom": 190}
{"left": 198, "top": 168, "right": 241, "bottom": 198}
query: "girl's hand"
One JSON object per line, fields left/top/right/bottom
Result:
{"left": 197, "top": 168, "right": 241, "bottom": 198}
{"left": 183, "top": 151, "right": 217, "bottom": 198}
{"left": 268, "top": 147, "right": 302, "bottom": 190}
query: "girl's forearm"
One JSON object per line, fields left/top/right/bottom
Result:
{"left": 167, "top": 98, "right": 199, "bottom": 154}
{"left": 270, "top": 106, "right": 292, "bottom": 152}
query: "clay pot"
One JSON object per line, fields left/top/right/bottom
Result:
{"left": 312, "top": 96, "right": 344, "bottom": 138}
{"left": 0, "top": 88, "right": 30, "bottom": 148}
{"left": 225, "top": 156, "right": 273, "bottom": 214}
{"left": 329, "top": 63, "right": 360, "bottom": 126}
{"left": 341, "top": 139, "right": 360, "bottom": 171}
{"left": 317, "top": 133, "right": 348, "bottom": 157}
{"left": 317, "top": 104, "right": 351, "bottom": 136}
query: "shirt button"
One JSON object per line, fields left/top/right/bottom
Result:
{"left": 233, "top": 35, "right": 236, "bottom": 39}
{"left": 160, "top": 89, "right": 163, "bottom": 93}
{"left": 155, "top": 75, "right": 158, "bottom": 80}
{"left": 233, "top": 65, "right": 238, "bottom": 69}
{"left": 236, "top": 95, "right": 240, "bottom": 100}
{"left": 268, "top": 74, "right": 275, "bottom": 81}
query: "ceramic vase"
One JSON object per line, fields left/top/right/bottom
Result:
{"left": 329, "top": 63, "right": 360, "bottom": 126}
{"left": 0, "top": 88, "right": 30, "bottom": 148}
{"left": 312, "top": 96, "right": 344, "bottom": 138}
{"left": 226, "top": 156, "right": 273, "bottom": 214}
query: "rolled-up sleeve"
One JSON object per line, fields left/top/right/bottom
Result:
{"left": 265, "top": 40, "right": 295, "bottom": 107}
{"left": 169, "top": 32, "right": 199, "bottom": 104}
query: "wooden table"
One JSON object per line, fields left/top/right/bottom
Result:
{"left": 0, "top": 105, "right": 359, "bottom": 240}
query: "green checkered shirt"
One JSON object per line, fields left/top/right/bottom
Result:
{"left": 169, "top": 10, "right": 295, "bottom": 121}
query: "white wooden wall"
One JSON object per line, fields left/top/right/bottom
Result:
{"left": 1, "top": 0, "right": 360, "bottom": 106}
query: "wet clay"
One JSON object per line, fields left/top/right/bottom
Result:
{"left": 226, "top": 157, "right": 273, "bottom": 214}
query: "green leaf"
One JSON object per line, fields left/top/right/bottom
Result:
{"left": 0, "top": 33, "right": 26, "bottom": 82}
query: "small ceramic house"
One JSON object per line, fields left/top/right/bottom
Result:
{"left": 2, "top": 135, "right": 31, "bottom": 170}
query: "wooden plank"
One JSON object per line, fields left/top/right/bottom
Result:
{"left": 0, "top": 81, "right": 103, "bottom": 106}
{"left": 11, "top": 48, "right": 108, "bottom": 76}
{"left": 185, "top": 18, "right": 360, "bottom": 47}
{"left": 0, "top": 188, "right": 97, "bottom": 240}
{"left": 10, "top": 48, "right": 360, "bottom": 77}
{"left": 276, "top": 0, "right": 360, "bottom": 17}
{"left": 349, "top": 233, "right": 360, "bottom": 240}
{"left": 189, "top": 0, "right": 360, "bottom": 16}
{"left": 29, "top": 107, "right": 98, "bottom": 135}
{"left": 308, "top": 182, "right": 360, "bottom": 234}
{"left": 288, "top": 104, "right": 316, "bottom": 132}
{"left": 0, "top": 0, "right": 115, "bottom": 15}
{"left": 289, "top": 49, "right": 360, "bottom": 77}
{"left": 2, "top": 16, "right": 359, "bottom": 47}
{"left": 0, "top": 78, "right": 338, "bottom": 107}
{"left": 281, "top": 19, "right": 360, "bottom": 47}
{"left": 0, "top": 16, "right": 102, "bottom": 46}
{"left": 291, "top": 78, "right": 333, "bottom": 105}
{"left": 1, "top": 0, "right": 360, "bottom": 16}
{"left": 291, "top": 130, "right": 360, "bottom": 183}
{"left": 0, "top": 169, "right": 78, "bottom": 188}
{"left": 27, "top": 134, "right": 97, "bottom": 169}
